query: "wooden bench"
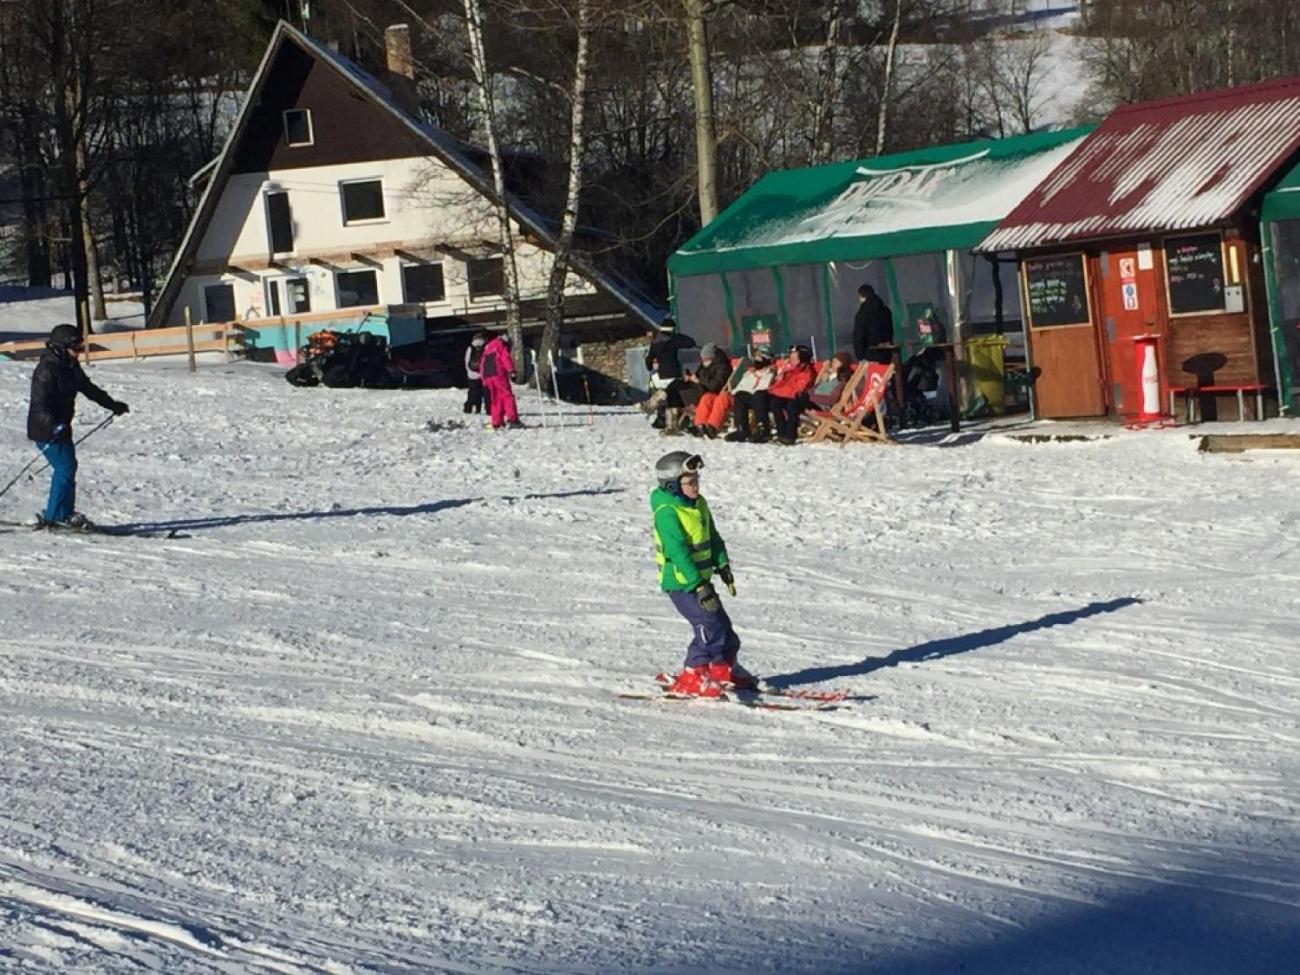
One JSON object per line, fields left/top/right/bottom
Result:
{"left": 1167, "top": 383, "right": 1269, "bottom": 423}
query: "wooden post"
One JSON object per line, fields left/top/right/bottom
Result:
{"left": 223, "top": 322, "right": 231, "bottom": 364}
{"left": 945, "top": 343, "right": 961, "bottom": 433}
{"left": 80, "top": 300, "right": 90, "bottom": 367}
{"left": 184, "top": 306, "right": 197, "bottom": 373}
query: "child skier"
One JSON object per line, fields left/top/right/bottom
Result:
{"left": 651, "top": 450, "right": 757, "bottom": 697}
{"left": 463, "top": 331, "right": 491, "bottom": 414}
{"left": 26, "top": 323, "right": 130, "bottom": 529}
{"left": 480, "top": 332, "right": 522, "bottom": 430}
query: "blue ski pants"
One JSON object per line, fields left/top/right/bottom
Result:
{"left": 37, "top": 440, "right": 77, "bottom": 524}
{"left": 668, "top": 588, "right": 741, "bottom": 669}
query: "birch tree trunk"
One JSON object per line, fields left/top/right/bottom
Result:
{"left": 812, "top": 0, "right": 842, "bottom": 164}
{"left": 537, "top": 0, "right": 593, "bottom": 396}
{"left": 682, "top": 0, "right": 718, "bottom": 225}
{"left": 463, "top": 0, "right": 525, "bottom": 371}
{"left": 875, "top": 0, "right": 904, "bottom": 155}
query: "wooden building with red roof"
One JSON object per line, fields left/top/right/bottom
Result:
{"left": 977, "top": 77, "right": 1300, "bottom": 421}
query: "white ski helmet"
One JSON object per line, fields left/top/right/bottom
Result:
{"left": 655, "top": 451, "right": 703, "bottom": 487}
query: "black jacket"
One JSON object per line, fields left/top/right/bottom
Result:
{"left": 645, "top": 332, "right": 697, "bottom": 380}
{"left": 27, "top": 348, "right": 119, "bottom": 442}
{"left": 695, "top": 355, "right": 733, "bottom": 394}
{"left": 853, "top": 295, "right": 895, "bottom": 365}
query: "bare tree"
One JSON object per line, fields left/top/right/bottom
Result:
{"left": 681, "top": 0, "right": 719, "bottom": 223}
{"left": 535, "top": 0, "right": 595, "bottom": 394}
{"left": 876, "top": 0, "right": 904, "bottom": 153}
{"left": 462, "top": 0, "right": 524, "bottom": 368}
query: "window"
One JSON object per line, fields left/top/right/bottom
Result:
{"left": 204, "top": 284, "right": 235, "bottom": 323}
{"left": 266, "top": 191, "right": 294, "bottom": 254}
{"left": 284, "top": 277, "right": 311, "bottom": 314}
{"left": 283, "top": 109, "right": 313, "bottom": 147}
{"left": 267, "top": 277, "right": 311, "bottom": 316}
{"left": 402, "top": 263, "right": 446, "bottom": 303}
{"left": 468, "top": 257, "right": 504, "bottom": 299}
{"left": 340, "top": 179, "right": 385, "bottom": 224}
{"left": 336, "top": 269, "right": 379, "bottom": 308}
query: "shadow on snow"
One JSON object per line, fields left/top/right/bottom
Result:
{"left": 764, "top": 597, "right": 1143, "bottom": 689}
{"left": 111, "top": 486, "right": 624, "bottom": 535}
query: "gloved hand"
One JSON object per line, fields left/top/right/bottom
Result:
{"left": 111, "top": 401, "right": 130, "bottom": 416}
{"left": 510, "top": 372, "right": 519, "bottom": 384}
{"left": 51, "top": 423, "right": 68, "bottom": 438}
{"left": 694, "top": 580, "right": 721, "bottom": 613}
{"left": 717, "top": 564, "right": 736, "bottom": 596}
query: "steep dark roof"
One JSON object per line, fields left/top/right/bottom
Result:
{"left": 151, "top": 22, "right": 660, "bottom": 328}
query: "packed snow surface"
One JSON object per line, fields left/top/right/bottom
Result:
{"left": 1, "top": 353, "right": 1299, "bottom": 973}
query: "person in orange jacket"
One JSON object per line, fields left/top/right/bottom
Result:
{"left": 767, "top": 344, "right": 818, "bottom": 445}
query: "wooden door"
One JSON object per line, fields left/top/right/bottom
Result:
{"left": 1021, "top": 255, "right": 1106, "bottom": 417}
{"left": 1097, "top": 245, "right": 1164, "bottom": 416}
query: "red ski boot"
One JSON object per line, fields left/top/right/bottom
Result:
{"left": 709, "top": 659, "right": 760, "bottom": 691}
{"left": 667, "top": 666, "right": 725, "bottom": 698}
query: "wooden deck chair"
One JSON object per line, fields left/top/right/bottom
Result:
{"left": 802, "top": 362, "right": 896, "bottom": 447}
{"left": 799, "top": 361, "right": 869, "bottom": 442}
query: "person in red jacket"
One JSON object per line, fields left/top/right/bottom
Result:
{"left": 480, "top": 333, "right": 523, "bottom": 430}
{"left": 767, "top": 344, "right": 818, "bottom": 445}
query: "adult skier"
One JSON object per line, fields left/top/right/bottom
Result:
{"left": 26, "top": 323, "right": 130, "bottom": 529}
{"left": 651, "top": 450, "right": 756, "bottom": 697}
{"left": 480, "top": 331, "right": 523, "bottom": 430}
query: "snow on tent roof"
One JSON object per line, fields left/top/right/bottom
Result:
{"left": 979, "top": 76, "right": 1300, "bottom": 252}
{"left": 668, "top": 126, "right": 1092, "bottom": 279}
{"left": 1262, "top": 157, "right": 1300, "bottom": 224}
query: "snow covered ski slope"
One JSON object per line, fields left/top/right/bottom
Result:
{"left": 1, "top": 357, "right": 1298, "bottom": 973}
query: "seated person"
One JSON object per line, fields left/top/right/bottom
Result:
{"left": 641, "top": 318, "right": 697, "bottom": 428}
{"left": 690, "top": 343, "right": 734, "bottom": 437}
{"left": 726, "top": 346, "right": 777, "bottom": 442}
{"left": 766, "top": 344, "right": 819, "bottom": 445}
{"left": 807, "top": 352, "right": 856, "bottom": 411}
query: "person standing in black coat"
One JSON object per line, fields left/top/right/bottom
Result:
{"left": 26, "top": 323, "right": 130, "bottom": 528}
{"left": 853, "top": 285, "right": 896, "bottom": 365}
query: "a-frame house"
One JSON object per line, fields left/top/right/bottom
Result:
{"left": 150, "top": 21, "right": 659, "bottom": 372}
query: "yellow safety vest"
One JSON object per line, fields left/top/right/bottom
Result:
{"left": 654, "top": 497, "right": 715, "bottom": 587}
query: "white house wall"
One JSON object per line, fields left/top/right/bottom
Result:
{"left": 169, "top": 155, "right": 595, "bottom": 326}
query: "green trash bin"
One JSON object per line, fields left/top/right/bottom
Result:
{"left": 966, "top": 335, "right": 1008, "bottom": 415}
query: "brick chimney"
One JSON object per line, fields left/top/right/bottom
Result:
{"left": 385, "top": 24, "right": 419, "bottom": 117}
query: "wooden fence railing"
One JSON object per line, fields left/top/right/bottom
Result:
{"left": 0, "top": 321, "right": 243, "bottom": 363}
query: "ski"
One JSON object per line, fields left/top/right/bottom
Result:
{"left": 618, "top": 689, "right": 826, "bottom": 712}
{"left": 652, "top": 672, "right": 853, "bottom": 704}
{"left": 0, "top": 520, "right": 189, "bottom": 540}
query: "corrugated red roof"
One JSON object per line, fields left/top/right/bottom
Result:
{"left": 978, "top": 76, "right": 1300, "bottom": 252}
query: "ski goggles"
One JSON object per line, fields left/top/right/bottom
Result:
{"left": 682, "top": 454, "right": 704, "bottom": 473}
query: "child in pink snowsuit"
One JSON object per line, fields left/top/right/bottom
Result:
{"left": 481, "top": 333, "right": 521, "bottom": 429}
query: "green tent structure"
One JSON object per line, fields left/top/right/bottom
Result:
{"left": 1261, "top": 158, "right": 1300, "bottom": 415}
{"left": 667, "top": 126, "right": 1094, "bottom": 409}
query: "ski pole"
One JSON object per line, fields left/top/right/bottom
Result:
{"left": 531, "top": 349, "right": 548, "bottom": 429}
{"left": 548, "top": 352, "right": 564, "bottom": 427}
{"left": 0, "top": 414, "right": 115, "bottom": 504}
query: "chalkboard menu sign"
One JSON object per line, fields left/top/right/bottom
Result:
{"left": 1024, "top": 255, "right": 1090, "bottom": 328}
{"left": 1165, "top": 233, "right": 1226, "bottom": 314}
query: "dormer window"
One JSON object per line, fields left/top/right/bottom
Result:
{"left": 283, "top": 109, "right": 313, "bottom": 147}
